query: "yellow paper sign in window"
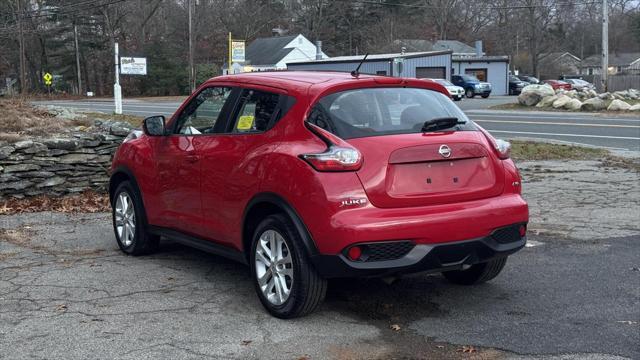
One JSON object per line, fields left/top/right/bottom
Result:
{"left": 237, "top": 115, "right": 254, "bottom": 130}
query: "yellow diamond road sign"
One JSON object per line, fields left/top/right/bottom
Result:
{"left": 43, "top": 73, "right": 52, "bottom": 82}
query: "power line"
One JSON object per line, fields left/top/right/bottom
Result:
{"left": 333, "top": 0, "right": 600, "bottom": 10}
{"left": 2, "top": 0, "right": 129, "bottom": 23}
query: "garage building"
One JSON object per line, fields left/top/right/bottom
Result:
{"left": 452, "top": 56, "right": 510, "bottom": 96}
{"left": 287, "top": 50, "right": 453, "bottom": 79}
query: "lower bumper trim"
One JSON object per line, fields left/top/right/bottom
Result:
{"left": 310, "top": 235, "right": 526, "bottom": 278}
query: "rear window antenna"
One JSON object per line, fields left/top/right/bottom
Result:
{"left": 351, "top": 53, "right": 369, "bottom": 78}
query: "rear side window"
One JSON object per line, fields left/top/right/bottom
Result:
{"left": 307, "top": 87, "right": 476, "bottom": 139}
{"left": 230, "top": 89, "right": 295, "bottom": 133}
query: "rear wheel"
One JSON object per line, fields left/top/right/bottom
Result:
{"left": 112, "top": 181, "right": 160, "bottom": 255}
{"left": 442, "top": 257, "right": 507, "bottom": 285}
{"left": 250, "top": 214, "right": 327, "bottom": 318}
{"left": 465, "top": 88, "right": 475, "bottom": 98}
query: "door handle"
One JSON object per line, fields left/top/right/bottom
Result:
{"left": 186, "top": 155, "right": 200, "bottom": 163}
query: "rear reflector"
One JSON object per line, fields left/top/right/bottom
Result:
{"left": 347, "top": 246, "right": 362, "bottom": 261}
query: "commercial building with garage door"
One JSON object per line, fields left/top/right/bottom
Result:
{"left": 287, "top": 50, "right": 453, "bottom": 80}
{"left": 452, "top": 56, "right": 510, "bottom": 96}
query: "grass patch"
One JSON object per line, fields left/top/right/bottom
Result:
{"left": 511, "top": 140, "right": 640, "bottom": 172}
{"left": 0, "top": 98, "right": 92, "bottom": 141}
{"left": 511, "top": 140, "right": 610, "bottom": 161}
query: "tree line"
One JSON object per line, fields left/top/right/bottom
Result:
{"left": 1, "top": 0, "right": 639, "bottom": 96}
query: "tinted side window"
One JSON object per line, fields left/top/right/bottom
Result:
{"left": 231, "top": 89, "right": 281, "bottom": 133}
{"left": 174, "top": 87, "right": 232, "bottom": 134}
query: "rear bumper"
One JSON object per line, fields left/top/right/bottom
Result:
{"left": 311, "top": 230, "right": 526, "bottom": 278}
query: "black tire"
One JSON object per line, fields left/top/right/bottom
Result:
{"left": 442, "top": 257, "right": 507, "bottom": 285}
{"left": 481, "top": 94, "right": 490, "bottom": 98}
{"left": 250, "top": 214, "right": 327, "bottom": 318}
{"left": 465, "top": 88, "right": 475, "bottom": 98}
{"left": 111, "top": 181, "right": 160, "bottom": 256}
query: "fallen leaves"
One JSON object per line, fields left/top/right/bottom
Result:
{"left": 389, "top": 324, "right": 401, "bottom": 331}
{"left": 240, "top": 340, "right": 252, "bottom": 346}
{"left": 55, "top": 304, "right": 68, "bottom": 313}
{"left": 457, "top": 345, "right": 477, "bottom": 353}
{"left": 0, "top": 191, "right": 110, "bottom": 215}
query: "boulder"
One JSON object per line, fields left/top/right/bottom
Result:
{"left": 552, "top": 95, "right": 572, "bottom": 109}
{"left": 565, "top": 90, "right": 578, "bottom": 98}
{"left": 607, "top": 99, "right": 631, "bottom": 111}
{"left": 598, "top": 92, "right": 612, "bottom": 100}
{"left": 629, "top": 104, "right": 640, "bottom": 111}
{"left": 536, "top": 95, "right": 558, "bottom": 108}
{"left": 581, "top": 97, "right": 607, "bottom": 111}
{"left": 565, "top": 98, "right": 583, "bottom": 111}
{"left": 518, "top": 84, "right": 555, "bottom": 106}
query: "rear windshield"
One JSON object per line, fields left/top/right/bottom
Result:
{"left": 307, "top": 87, "right": 476, "bottom": 139}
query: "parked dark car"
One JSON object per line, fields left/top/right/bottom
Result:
{"left": 451, "top": 74, "right": 492, "bottom": 98}
{"left": 508, "top": 75, "right": 529, "bottom": 95}
{"left": 516, "top": 75, "right": 540, "bottom": 84}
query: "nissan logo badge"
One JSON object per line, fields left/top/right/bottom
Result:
{"left": 439, "top": 145, "right": 452, "bottom": 158}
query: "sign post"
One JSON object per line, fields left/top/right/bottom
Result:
{"left": 227, "top": 33, "right": 245, "bottom": 74}
{"left": 43, "top": 72, "right": 52, "bottom": 95}
{"left": 114, "top": 42, "right": 122, "bottom": 115}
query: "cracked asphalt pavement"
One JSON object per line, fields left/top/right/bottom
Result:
{"left": 1, "top": 160, "right": 639, "bottom": 359}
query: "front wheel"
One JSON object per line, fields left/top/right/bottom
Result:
{"left": 250, "top": 214, "right": 327, "bottom": 318}
{"left": 112, "top": 181, "right": 160, "bottom": 255}
{"left": 481, "top": 94, "right": 490, "bottom": 98}
{"left": 465, "top": 88, "right": 475, "bottom": 98}
{"left": 442, "top": 257, "right": 507, "bottom": 285}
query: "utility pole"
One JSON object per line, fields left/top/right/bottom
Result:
{"left": 601, "top": 0, "right": 609, "bottom": 92}
{"left": 74, "top": 23, "right": 82, "bottom": 95}
{"left": 114, "top": 42, "right": 122, "bottom": 115}
{"left": 188, "top": 0, "right": 195, "bottom": 93}
{"left": 17, "top": 0, "right": 27, "bottom": 94}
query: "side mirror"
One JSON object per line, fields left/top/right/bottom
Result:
{"left": 143, "top": 115, "right": 166, "bottom": 136}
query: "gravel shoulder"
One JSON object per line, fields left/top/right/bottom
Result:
{"left": 0, "top": 159, "right": 639, "bottom": 359}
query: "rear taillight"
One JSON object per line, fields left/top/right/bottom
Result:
{"left": 477, "top": 124, "right": 511, "bottom": 160}
{"left": 301, "top": 122, "right": 363, "bottom": 172}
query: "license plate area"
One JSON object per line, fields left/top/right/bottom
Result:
{"left": 386, "top": 157, "right": 495, "bottom": 197}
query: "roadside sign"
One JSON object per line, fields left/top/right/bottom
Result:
{"left": 120, "top": 57, "right": 147, "bottom": 75}
{"left": 231, "top": 41, "right": 245, "bottom": 62}
{"left": 43, "top": 72, "right": 52, "bottom": 86}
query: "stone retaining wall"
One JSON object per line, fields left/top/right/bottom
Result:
{"left": 0, "top": 132, "right": 125, "bottom": 199}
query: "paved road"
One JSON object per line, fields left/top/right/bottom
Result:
{"left": 35, "top": 96, "right": 640, "bottom": 151}
{"left": 0, "top": 213, "right": 638, "bottom": 359}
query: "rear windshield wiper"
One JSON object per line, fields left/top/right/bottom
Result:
{"left": 421, "top": 117, "right": 465, "bottom": 133}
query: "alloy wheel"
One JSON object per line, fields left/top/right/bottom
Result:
{"left": 114, "top": 192, "right": 136, "bottom": 247}
{"left": 255, "top": 229, "right": 294, "bottom": 305}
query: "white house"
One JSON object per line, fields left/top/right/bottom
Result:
{"left": 238, "top": 34, "right": 327, "bottom": 72}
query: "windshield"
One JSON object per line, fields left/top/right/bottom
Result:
{"left": 306, "top": 87, "right": 476, "bottom": 139}
{"left": 509, "top": 76, "right": 520, "bottom": 82}
{"left": 460, "top": 75, "right": 479, "bottom": 82}
{"left": 434, "top": 79, "right": 453, "bottom": 86}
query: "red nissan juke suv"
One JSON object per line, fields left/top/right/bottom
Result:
{"left": 109, "top": 71, "right": 529, "bottom": 318}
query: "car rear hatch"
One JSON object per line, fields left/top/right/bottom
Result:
{"left": 348, "top": 131, "right": 505, "bottom": 208}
